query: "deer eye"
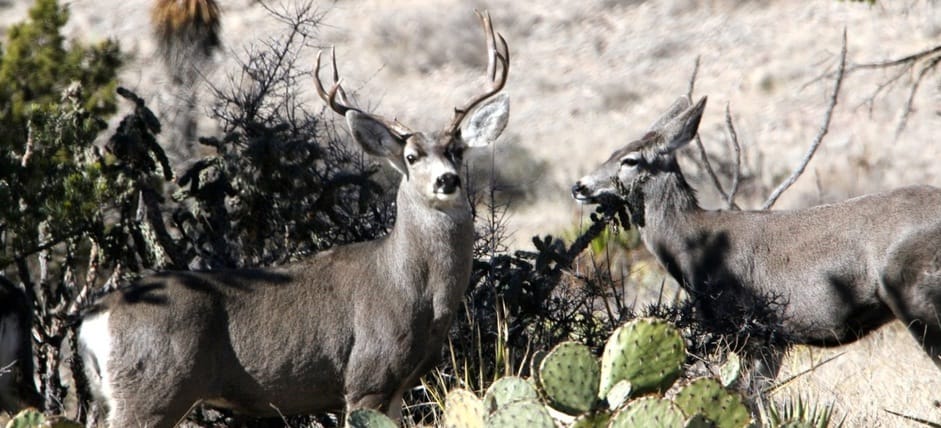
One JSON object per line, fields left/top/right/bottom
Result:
{"left": 620, "top": 156, "right": 640, "bottom": 167}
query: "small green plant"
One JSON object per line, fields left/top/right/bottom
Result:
{"left": 760, "top": 394, "right": 843, "bottom": 428}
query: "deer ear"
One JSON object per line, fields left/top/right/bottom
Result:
{"left": 647, "top": 96, "right": 692, "bottom": 133}
{"left": 658, "top": 96, "right": 707, "bottom": 154}
{"left": 460, "top": 93, "right": 509, "bottom": 148}
{"left": 346, "top": 111, "right": 409, "bottom": 175}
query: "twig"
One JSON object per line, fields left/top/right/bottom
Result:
{"left": 883, "top": 409, "right": 941, "bottom": 428}
{"left": 763, "top": 29, "right": 846, "bottom": 210}
{"left": 895, "top": 55, "right": 941, "bottom": 138}
{"left": 724, "top": 103, "right": 742, "bottom": 209}
{"left": 686, "top": 55, "right": 700, "bottom": 100}
{"left": 762, "top": 351, "right": 844, "bottom": 395}
{"left": 847, "top": 43, "right": 941, "bottom": 72}
{"left": 840, "top": 42, "right": 941, "bottom": 135}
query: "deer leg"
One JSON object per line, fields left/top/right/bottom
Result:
{"left": 741, "top": 347, "right": 783, "bottom": 410}
{"left": 107, "top": 392, "right": 196, "bottom": 428}
{"left": 888, "top": 288, "right": 941, "bottom": 369}
{"left": 879, "top": 252, "right": 941, "bottom": 370}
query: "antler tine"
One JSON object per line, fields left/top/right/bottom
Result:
{"left": 446, "top": 10, "right": 510, "bottom": 136}
{"left": 329, "top": 47, "right": 355, "bottom": 107}
{"left": 314, "top": 47, "right": 414, "bottom": 137}
{"left": 314, "top": 48, "right": 351, "bottom": 116}
{"left": 482, "top": 10, "right": 497, "bottom": 82}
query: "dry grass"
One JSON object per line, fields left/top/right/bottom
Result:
{"left": 776, "top": 322, "right": 941, "bottom": 426}
{"left": 2, "top": 0, "right": 941, "bottom": 425}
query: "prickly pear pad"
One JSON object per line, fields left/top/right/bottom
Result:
{"left": 537, "top": 341, "right": 600, "bottom": 415}
{"left": 443, "top": 388, "right": 486, "bottom": 428}
{"left": 674, "top": 377, "right": 751, "bottom": 428}
{"left": 599, "top": 317, "right": 685, "bottom": 398}
{"left": 610, "top": 396, "right": 686, "bottom": 428}
{"left": 483, "top": 376, "right": 539, "bottom": 412}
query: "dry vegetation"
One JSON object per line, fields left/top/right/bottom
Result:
{"left": 2, "top": 0, "right": 940, "bottom": 425}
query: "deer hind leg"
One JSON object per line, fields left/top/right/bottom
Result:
{"left": 887, "top": 289, "right": 941, "bottom": 370}
{"left": 880, "top": 238, "right": 941, "bottom": 370}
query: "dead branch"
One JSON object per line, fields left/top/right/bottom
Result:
{"left": 686, "top": 56, "right": 734, "bottom": 205}
{"left": 724, "top": 103, "right": 742, "bottom": 209}
{"left": 846, "top": 42, "right": 941, "bottom": 136}
{"left": 763, "top": 30, "right": 847, "bottom": 210}
{"left": 894, "top": 54, "right": 941, "bottom": 138}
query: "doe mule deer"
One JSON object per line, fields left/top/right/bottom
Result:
{"left": 572, "top": 96, "right": 941, "bottom": 389}
{"left": 77, "top": 11, "right": 510, "bottom": 427}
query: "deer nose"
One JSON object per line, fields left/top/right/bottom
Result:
{"left": 435, "top": 173, "right": 461, "bottom": 194}
{"left": 572, "top": 182, "right": 587, "bottom": 198}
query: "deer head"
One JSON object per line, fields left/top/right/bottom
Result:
{"left": 572, "top": 96, "right": 707, "bottom": 206}
{"left": 314, "top": 11, "right": 510, "bottom": 210}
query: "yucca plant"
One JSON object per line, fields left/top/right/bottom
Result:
{"left": 760, "top": 394, "right": 843, "bottom": 428}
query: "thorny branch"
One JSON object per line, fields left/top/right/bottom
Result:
{"left": 763, "top": 29, "right": 847, "bottom": 210}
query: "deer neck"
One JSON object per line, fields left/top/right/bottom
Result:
{"left": 632, "top": 161, "right": 704, "bottom": 284}
{"left": 383, "top": 186, "right": 475, "bottom": 310}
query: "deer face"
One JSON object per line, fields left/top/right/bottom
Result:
{"left": 345, "top": 93, "right": 509, "bottom": 209}
{"left": 572, "top": 96, "right": 707, "bottom": 204}
{"left": 572, "top": 138, "right": 652, "bottom": 204}
{"left": 400, "top": 132, "right": 468, "bottom": 206}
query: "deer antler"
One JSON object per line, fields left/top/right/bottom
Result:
{"left": 446, "top": 10, "right": 510, "bottom": 137}
{"left": 314, "top": 48, "right": 413, "bottom": 138}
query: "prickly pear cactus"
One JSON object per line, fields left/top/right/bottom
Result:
{"left": 483, "top": 376, "right": 539, "bottom": 412}
{"left": 484, "top": 399, "right": 555, "bottom": 428}
{"left": 605, "top": 380, "right": 633, "bottom": 409}
{"left": 570, "top": 410, "right": 612, "bottom": 428}
{"left": 537, "top": 341, "right": 600, "bottom": 415}
{"left": 3, "top": 410, "right": 81, "bottom": 428}
{"left": 674, "top": 377, "right": 751, "bottom": 428}
{"left": 599, "top": 317, "right": 685, "bottom": 398}
{"left": 683, "top": 413, "right": 713, "bottom": 428}
{"left": 345, "top": 408, "right": 397, "bottom": 428}
{"left": 5, "top": 409, "right": 44, "bottom": 428}
{"left": 529, "top": 350, "right": 547, "bottom": 395}
{"left": 719, "top": 351, "right": 742, "bottom": 388}
{"left": 609, "top": 396, "right": 686, "bottom": 428}
{"left": 443, "top": 388, "right": 486, "bottom": 428}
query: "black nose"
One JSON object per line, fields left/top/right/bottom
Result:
{"left": 572, "top": 182, "right": 587, "bottom": 198}
{"left": 435, "top": 173, "right": 461, "bottom": 194}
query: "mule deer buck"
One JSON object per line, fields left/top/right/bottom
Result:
{"left": 572, "top": 96, "right": 941, "bottom": 391}
{"left": 0, "top": 277, "right": 41, "bottom": 413}
{"left": 77, "top": 11, "right": 509, "bottom": 427}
